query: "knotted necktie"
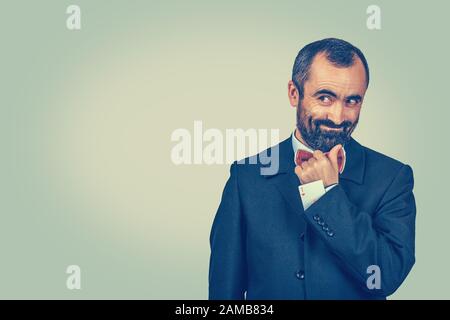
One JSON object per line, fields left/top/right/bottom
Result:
{"left": 295, "top": 148, "right": 345, "bottom": 174}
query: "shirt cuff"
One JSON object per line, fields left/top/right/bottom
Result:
{"left": 325, "top": 183, "right": 338, "bottom": 192}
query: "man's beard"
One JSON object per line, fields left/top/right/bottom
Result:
{"left": 296, "top": 103, "right": 358, "bottom": 152}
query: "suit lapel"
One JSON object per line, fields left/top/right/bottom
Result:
{"left": 264, "top": 137, "right": 305, "bottom": 215}
{"left": 340, "top": 138, "right": 365, "bottom": 185}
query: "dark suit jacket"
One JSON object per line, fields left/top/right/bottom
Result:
{"left": 208, "top": 136, "right": 416, "bottom": 300}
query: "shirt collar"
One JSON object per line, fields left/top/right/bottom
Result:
{"left": 291, "top": 129, "right": 347, "bottom": 173}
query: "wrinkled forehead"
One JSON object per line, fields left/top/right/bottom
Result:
{"left": 306, "top": 53, "right": 367, "bottom": 95}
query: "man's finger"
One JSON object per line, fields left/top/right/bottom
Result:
{"left": 328, "top": 144, "right": 342, "bottom": 172}
{"left": 295, "top": 165, "right": 305, "bottom": 183}
{"left": 312, "top": 150, "right": 326, "bottom": 160}
{"left": 301, "top": 160, "right": 310, "bottom": 170}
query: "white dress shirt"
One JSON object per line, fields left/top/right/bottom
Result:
{"left": 291, "top": 130, "right": 346, "bottom": 210}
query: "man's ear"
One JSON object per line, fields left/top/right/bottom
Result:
{"left": 288, "top": 80, "right": 299, "bottom": 108}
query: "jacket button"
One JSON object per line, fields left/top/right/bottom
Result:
{"left": 318, "top": 219, "right": 325, "bottom": 226}
{"left": 322, "top": 224, "right": 329, "bottom": 232}
{"left": 327, "top": 230, "right": 335, "bottom": 237}
{"left": 295, "top": 270, "right": 305, "bottom": 280}
{"left": 313, "top": 215, "right": 320, "bottom": 221}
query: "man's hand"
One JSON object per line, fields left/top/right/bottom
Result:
{"left": 294, "top": 144, "right": 342, "bottom": 187}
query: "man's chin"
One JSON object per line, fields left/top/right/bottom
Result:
{"left": 315, "top": 135, "right": 349, "bottom": 151}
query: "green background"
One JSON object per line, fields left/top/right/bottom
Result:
{"left": 1, "top": 0, "right": 448, "bottom": 299}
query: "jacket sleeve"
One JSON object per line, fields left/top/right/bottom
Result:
{"left": 304, "top": 164, "right": 416, "bottom": 297}
{"left": 209, "top": 162, "right": 247, "bottom": 300}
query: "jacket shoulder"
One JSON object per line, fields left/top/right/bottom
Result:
{"left": 360, "top": 143, "right": 412, "bottom": 179}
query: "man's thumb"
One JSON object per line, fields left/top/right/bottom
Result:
{"left": 328, "top": 144, "right": 342, "bottom": 171}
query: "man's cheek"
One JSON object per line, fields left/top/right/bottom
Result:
{"left": 309, "top": 108, "right": 329, "bottom": 122}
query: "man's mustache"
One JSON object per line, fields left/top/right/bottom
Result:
{"left": 313, "top": 119, "right": 353, "bottom": 130}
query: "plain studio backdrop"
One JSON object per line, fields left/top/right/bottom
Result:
{"left": 0, "top": 0, "right": 449, "bottom": 299}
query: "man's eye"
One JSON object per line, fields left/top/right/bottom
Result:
{"left": 318, "top": 96, "right": 332, "bottom": 104}
{"left": 346, "top": 98, "right": 360, "bottom": 106}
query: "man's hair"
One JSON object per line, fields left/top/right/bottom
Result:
{"left": 292, "top": 38, "right": 370, "bottom": 99}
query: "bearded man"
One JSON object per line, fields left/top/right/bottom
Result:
{"left": 208, "top": 38, "right": 416, "bottom": 300}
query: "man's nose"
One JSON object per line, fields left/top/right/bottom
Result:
{"left": 327, "top": 101, "right": 344, "bottom": 125}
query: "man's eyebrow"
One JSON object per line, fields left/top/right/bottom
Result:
{"left": 346, "top": 94, "right": 363, "bottom": 101}
{"left": 313, "top": 89, "right": 337, "bottom": 98}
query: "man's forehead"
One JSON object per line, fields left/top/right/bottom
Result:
{"left": 306, "top": 53, "right": 367, "bottom": 94}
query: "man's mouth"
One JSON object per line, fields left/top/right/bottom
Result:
{"left": 320, "top": 124, "right": 344, "bottom": 131}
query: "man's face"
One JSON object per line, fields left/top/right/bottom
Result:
{"left": 295, "top": 53, "right": 367, "bottom": 152}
